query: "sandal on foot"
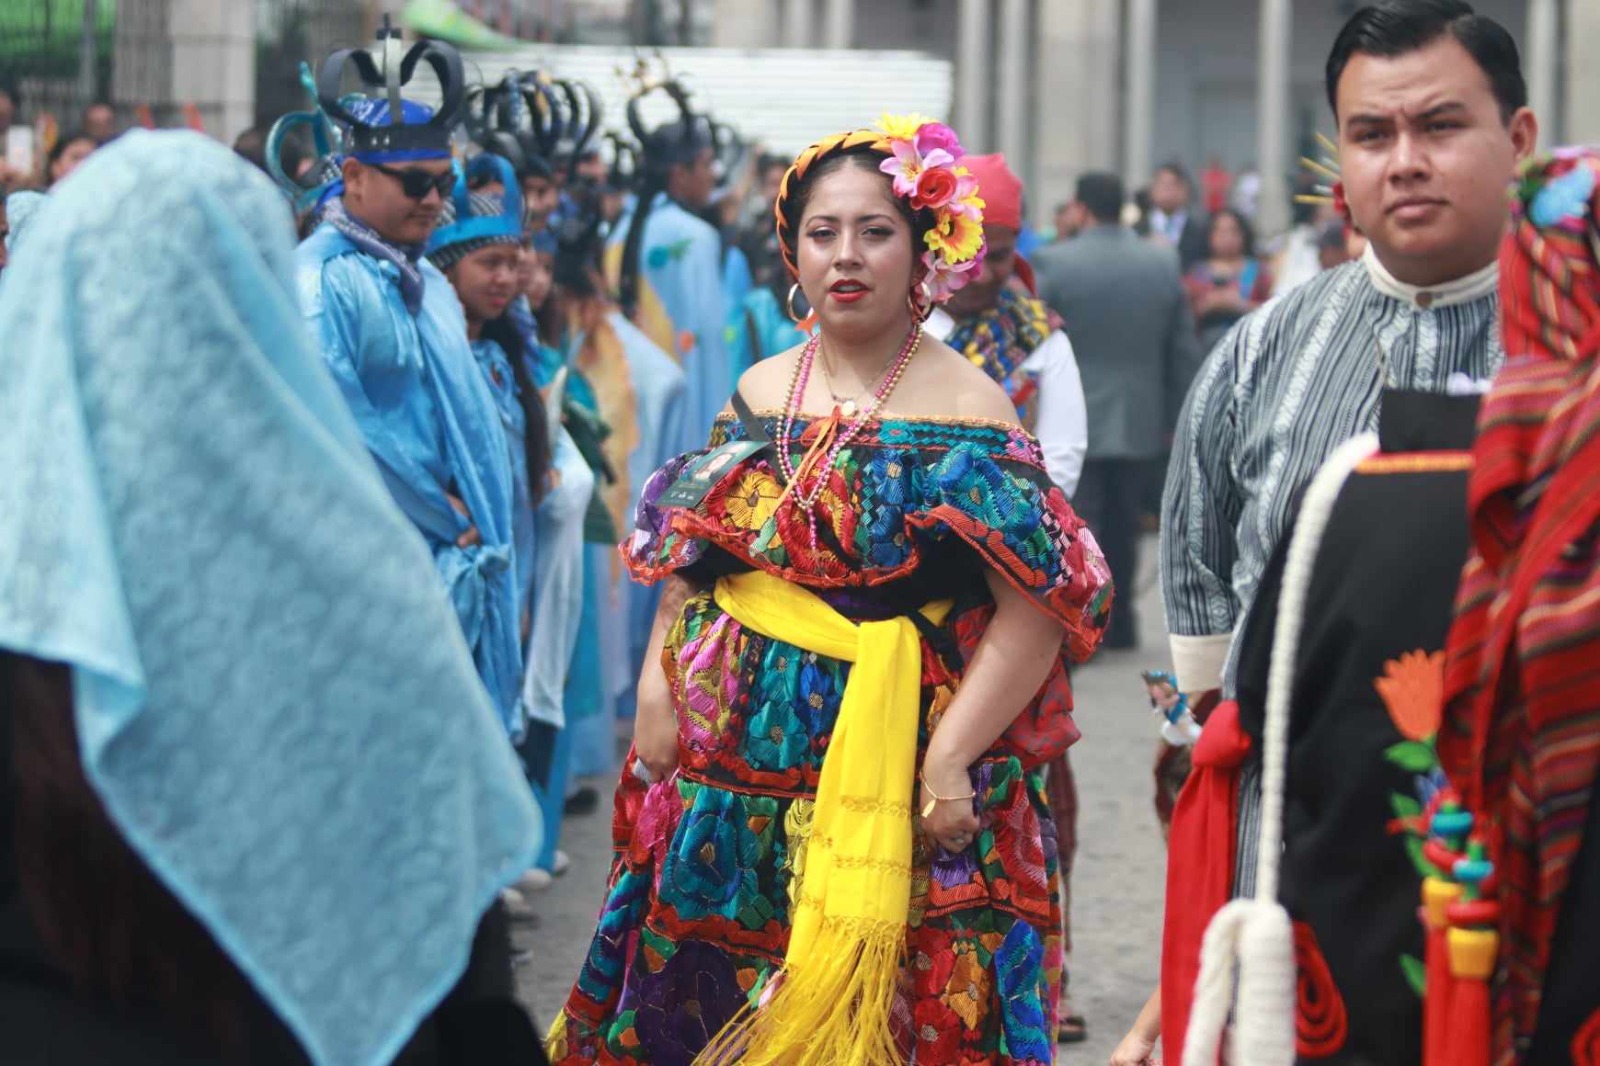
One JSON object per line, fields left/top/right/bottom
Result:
{"left": 1057, "top": 1013, "right": 1087, "bottom": 1044}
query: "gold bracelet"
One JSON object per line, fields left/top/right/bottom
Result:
{"left": 918, "top": 771, "right": 977, "bottom": 819}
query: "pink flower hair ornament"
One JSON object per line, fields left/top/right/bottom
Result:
{"left": 873, "top": 113, "right": 987, "bottom": 300}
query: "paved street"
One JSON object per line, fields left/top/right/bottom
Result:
{"left": 515, "top": 537, "right": 1173, "bottom": 1065}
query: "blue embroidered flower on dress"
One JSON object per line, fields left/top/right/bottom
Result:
{"left": 995, "top": 921, "right": 1053, "bottom": 1063}
{"left": 662, "top": 785, "right": 761, "bottom": 920}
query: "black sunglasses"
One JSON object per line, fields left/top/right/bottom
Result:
{"left": 369, "top": 162, "right": 456, "bottom": 201}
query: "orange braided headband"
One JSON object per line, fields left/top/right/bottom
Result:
{"left": 773, "top": 128, "right": 890, "bottom": 280}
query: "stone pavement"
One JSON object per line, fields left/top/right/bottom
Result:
{"left": 515, "top": 536, "right": 1174, "bottom": 1065}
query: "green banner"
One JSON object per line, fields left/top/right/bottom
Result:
{"left": 402, "top": 0, "right": 522, "bottom": 50}
{"left": 0, "top": 0, "right": 115, "bottom": 71}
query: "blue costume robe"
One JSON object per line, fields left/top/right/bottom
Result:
{"left": 469, "top": 337, "right": 537, "bottom": 617}
{"left": 298, "top": 222, "right": 524, "bottom": 735}
{"left": 613, "top": 193, "right": 731, "bottom": 453}
{"left": 607, "top": 309, "right": 687, "bottom": 698}
{"left": 561, "top": 309, "right": 688, "bottom": 777}
{"left": 510, "top": 330, "right": 595, "bottom": 869}
{"left": 726, "top": 286, "right": 806, "bottom": 375}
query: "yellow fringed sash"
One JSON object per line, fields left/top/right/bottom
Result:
{"left": 697, "top": 570, "right": 951, "bottom": 1066}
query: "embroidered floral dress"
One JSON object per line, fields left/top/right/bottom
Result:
{"left": 551, "top": 411, "right": 1112, "bottom": 1066}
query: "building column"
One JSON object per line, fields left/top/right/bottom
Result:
{"left": 112, "top": 0, "right": 255, "bottom": 141}
{"left": 1255, "top": 0, "right": 1291, "bottom": 237}
{"left": 1123, "top": 0, "right": 1156, "bottom": 189}
{"left": 1567, "top": 0, "right": 1600, "bottom": 145}
{"left": 712, "top": 0, "right": 778, "bottom": 47}
{"left": 1524, "top": 0, "right": 1559, "bottom": 144}
{"left": 823, "top": 0, "right": 854, "bottom": 49}
{"left": 956, "top": 0, "right": 993, "bottom": 151}
{"left": 171, "top": 0, "right": 255, "bottom": 141}
{"left": 995, "top": 0, "right": 1029, "bottom": 167}
{"left": 1033, "top": 0, "right": 1118, "bottom": 224}
{"left": 783, "top": 0, "right": 814, "bottom": 48}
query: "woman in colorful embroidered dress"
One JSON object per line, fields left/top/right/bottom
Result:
{"left": 549, "top": 116, "right": 1112, "bottom": 1066}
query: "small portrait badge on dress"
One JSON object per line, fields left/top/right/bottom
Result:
{"left": 659, "top": 440, "right": 767, "bottom": 509}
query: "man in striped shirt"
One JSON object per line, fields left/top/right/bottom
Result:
{"left": 1141, "top": 4, "right": 1541, "bottom": 1061}
{"left": 1161, "top": 0, "right": 1536, "bottom": 733}
{"left": 1154, "top": 0, "right": 1538, "bottom": 1038}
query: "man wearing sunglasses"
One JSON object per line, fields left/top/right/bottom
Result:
{"left": 296, "top": 63, "right": 528, "bottom": 745}
{"left": 343, "top": 156, "right": 456, "bottom": 245}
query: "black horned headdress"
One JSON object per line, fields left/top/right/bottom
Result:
{"left": 317, "top": 17, "right": 466, "bottom": 163}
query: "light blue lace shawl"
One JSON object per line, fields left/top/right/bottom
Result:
{"left": 4, "top": 189, "right": 45, "bottom": 257}
{"left": 0, "top": 131, "right": 541, "bottom": 1066}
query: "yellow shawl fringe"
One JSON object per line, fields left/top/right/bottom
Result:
{"left": 694, "top": 569, "right": 951, "bottom": 1066}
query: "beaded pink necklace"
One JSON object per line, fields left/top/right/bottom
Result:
{"left": 775, "top": 324, "right": 922, "bottom": 543}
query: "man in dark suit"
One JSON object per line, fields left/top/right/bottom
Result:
{"left": 1146, "top": 162, "right": 1209, "bottom": 270}
{"left": 1033, "top": 172, "right": 1202, "bottom": 648}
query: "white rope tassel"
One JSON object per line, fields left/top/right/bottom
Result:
{"left": 1181, "top": 434, "right": 1379, "bottom": 1066}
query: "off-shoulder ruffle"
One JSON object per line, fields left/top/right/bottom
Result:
{"left": 621, "top": 414, "right": 1112, "bottom": 662}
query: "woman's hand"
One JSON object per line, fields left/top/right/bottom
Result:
{"left": 631, "top": 576, "right": 697, "bottom": 782}
{"left": 1110, "top": 988, "right": 1161, "bottom": 1066}
{"left": 918, "top": 570, "right": 1064, "bottom": 854}
{"left": 1108, "top": 1028, "right": 1157, "bottom": 1066}
{"left": 632, "top": 657, "right": 679, "bottom": 781}
{"left": 918, "top": 755, "right": 979, "bottom": 854}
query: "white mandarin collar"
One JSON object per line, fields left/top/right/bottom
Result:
{"left": 1362, "top": 243, "right": 1499, "bottom": 310}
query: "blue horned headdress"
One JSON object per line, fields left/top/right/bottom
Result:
{"left": 316, "top": 17, "right": 466, "bottom": 165}
{"left": 465, "top": 70, "right": 603, "bottom": 183}
{"left": 265, "top": 62, "right": 345, "bottom": 214}
{"left": 425, "top": 152, "right": 525, "bottom": 270}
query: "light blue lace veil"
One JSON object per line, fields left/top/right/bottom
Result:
{"left": 0, "top": 130, "right": 540, "bottom": 1066}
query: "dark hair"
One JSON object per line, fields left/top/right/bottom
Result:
{"left": 776, "top": 147, "right": 935, "bottom": 280}
{"left": 1206, "top": 208, "right": 1256, "bottom": 258}
{"left": 1154, "top": 161, "right": 1191, "bottom": 188}
{"left": 479, "top": 313, "right": 552, "bottom": 507}
{"left": 1075, "top": 171, "right": 1125, "bottom": 225}
{"left": 232, "top": 126, "right": 268, "bottom": 172}
{"left": 0, "top": 76, "right": 18, "bottom": 109}
{"left": 1326, "top": 1, "right": 1526, "bottom": 121}
{"left": 617, "top": 119, "right": 714, "bottom": 317}
{"left": 48, "top": 129, "right": 96, "bottom": 174}
{"left": 3, "top": 652, "right": 308, "bottom": 1059}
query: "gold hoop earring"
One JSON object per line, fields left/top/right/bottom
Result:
{"left": 907, "top": 280, "right": 935, "bottom": 323}
{"left": 786, "top": 283, "right": 808, "bottom": 325}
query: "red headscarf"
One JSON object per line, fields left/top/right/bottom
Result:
{"left": 963, "top": 153, "right": 1023, "bottom": 232}
{"left": 1440, "top": 150, "right": 1600, "bottom": 1059}
{"left": 961, "top": 153, "right": 1037, "bottom": 292}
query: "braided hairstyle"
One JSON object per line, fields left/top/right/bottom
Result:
{"left": 774, "top": 129, "right": 940, "bottom": 290}
{"left": 618, "top": 117, "right": 714, "bottom": 319}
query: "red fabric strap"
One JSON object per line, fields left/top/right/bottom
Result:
{"left": 1160, "top": 699, "right": 1252, "bottom": 1066}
